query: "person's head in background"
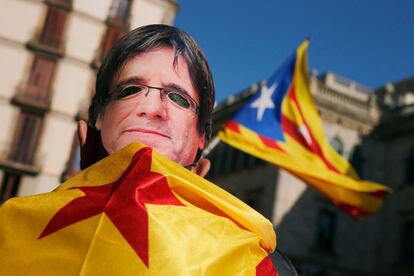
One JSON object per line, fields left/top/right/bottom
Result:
{"left": 88, "top": 24, "right": 215, "bottom": 168}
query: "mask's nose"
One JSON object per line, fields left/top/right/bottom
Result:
{"left": 135, "top": 88, "right": 167, "bottom": 120}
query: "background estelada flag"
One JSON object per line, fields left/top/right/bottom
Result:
{"left": 0, "top": 142, "right": 276, "bottom": 275}
{"left": 219, "top": 40, "right": 390, "bottom": 219}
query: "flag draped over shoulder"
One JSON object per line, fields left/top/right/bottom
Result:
{"left": 0, "top": 142, "right": 276, "bottom": 275}
{"left": 219, "top": 41, "right": 390, "bottom": 219}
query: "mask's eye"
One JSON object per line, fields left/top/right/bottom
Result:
{"left": 167, "top": 91, "right": 190, "bottom": 109}
{"left": 116, "top": 85, "right": 145, "bottom": 99}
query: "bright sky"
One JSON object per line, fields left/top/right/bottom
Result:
{"left": 175, "top": 0, "right": 414, "bottom": 102}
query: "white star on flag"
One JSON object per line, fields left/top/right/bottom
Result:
{"left": 250, "top": 82, "right": 278, "bottom": 121}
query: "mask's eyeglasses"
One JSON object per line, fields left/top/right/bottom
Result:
{"left": 112, "top": 83, "right": 199, "bottom": 116}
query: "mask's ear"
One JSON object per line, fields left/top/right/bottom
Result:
{"left": 192, "top": 158, "right": 211, "bottom": 178}
{"left": 192, "top": 131, "right": 206, "bottom": 164}
{"left": 198, "top": 132, "right": 206, "bottom": 149}
{"left": 95, "top": 114, "right": 102, "bottom": 130}
{"left": 77, "top": 120, "right": 88, "bottom": 146}
{"left": 77, "top": 120, "right": 108, "bottom": 170}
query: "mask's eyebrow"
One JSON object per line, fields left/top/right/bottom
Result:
{"left": 114, "top": 77, "right": 146, "bottom": 90}
{"left": 164, "top": 83, "right": 188, "bottom": 94}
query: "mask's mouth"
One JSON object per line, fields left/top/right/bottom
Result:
{"left": 124, "top": 128, "right": 170, "bottom": 139}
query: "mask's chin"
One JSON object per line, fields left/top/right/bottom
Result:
{"left": 106, "top": 133, "right": 201, "bottom": 167}
{"left": 114, "top": 133, "right": 167, "bottom": 152}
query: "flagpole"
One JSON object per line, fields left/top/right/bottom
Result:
{"left": 202, "top": 135, "right": 221, "bottom": 158}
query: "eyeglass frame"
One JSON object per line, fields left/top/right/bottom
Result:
{"left": 110, "top": 80, "right": 200, "bottom": 116}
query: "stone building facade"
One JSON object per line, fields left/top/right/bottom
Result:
{"left": 207, "top": 72, "right": 413, "bottom": 275}
{"left": 0, "top": 2, "right": 412, "bottom": 275}
{"left": 0, "top": 0, "right": 178, "bottom": 201}
{"left": 362, "top": 77, "right": 414, "bottom": 276}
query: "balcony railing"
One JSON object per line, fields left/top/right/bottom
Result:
{"left": 45, "top": 0, "right": 73, "bottom": 11}
{"left": 12, "top": 84, "right": 52, "bottom": 114}
{"left": 394, "top": 103, "right": 414, "bottom": 117}
{"left": 0, "top": 143, "right": 42, "bottom": 176}
{"left": 27, "top": 37, "right": 65, "bottom": 58}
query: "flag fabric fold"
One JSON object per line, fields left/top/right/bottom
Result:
{"left": 0, "top": 142, "right": 276, "bottom": 275}
{"left": 219, "top": 40, "right": 390, "bottom": 218}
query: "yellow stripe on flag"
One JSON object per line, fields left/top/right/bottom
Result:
{"left": 293, "top": 42, "right": 359, "bottom": 178}
{"left": 219, "top": 127, "right": 390, "bottom": 215}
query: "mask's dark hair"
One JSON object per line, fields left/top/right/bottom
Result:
{"left": 89, "top": 24, "right": 215, "bottom": 138}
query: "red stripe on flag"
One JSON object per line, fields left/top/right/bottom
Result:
{"left": 224, "top": 120, "right": 284, "bottom": 152}
{"left": 281, "top": 114, "right": 310, "bottom": 150}
{"left": 369, "top": 190, "right": 389, "bottom": 198}
{"left": 331, "top": 198, "right": 371, "bottom": 219}
{"left": 256, "top": 255, "right": 278, "bottom": 276}
{"left": 285, "top": 84, "right": 340, "bottom": 173}
{"left": 224, "top": 120, "right": 241, "bottom": 133}
{"left": 259, "top": 134, "right": 285, "bottom": 152}
{"left": 293, "top": 172, "right": 385, "bottom": 219}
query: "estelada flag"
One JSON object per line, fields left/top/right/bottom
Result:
{"left": 219, "top": 40, "right": 390, "bottom": 219}
{"left": 0, "top": 142, "right": 276, "bottom": 275}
